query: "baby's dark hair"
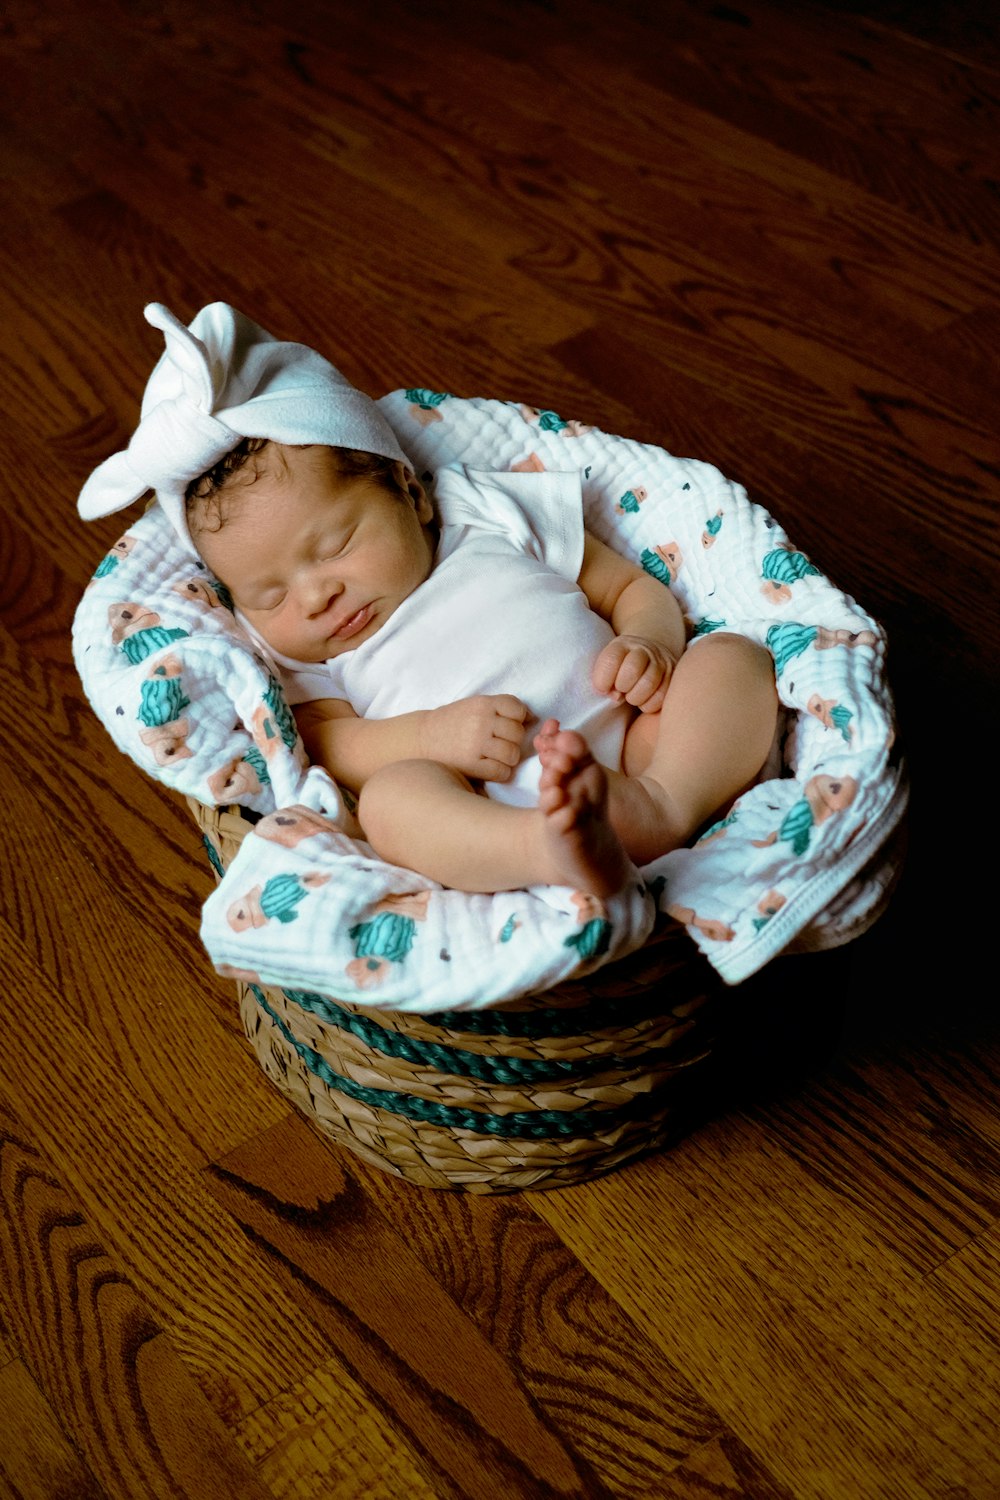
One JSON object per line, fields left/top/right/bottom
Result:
{"left": 185, "top": 438, "right": 406, "bottom": 533}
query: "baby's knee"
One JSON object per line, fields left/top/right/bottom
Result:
{"left": 357, "top": 759, "right": 422, "bottom": 843}
{"left": 700, "top": 632, "right": 776, "bottom": 687}
{"left": 700, "top": 630, "right": 768, "bottom": 663}
{"left": 357, "top": 759, "right": 470, "bottom": 856}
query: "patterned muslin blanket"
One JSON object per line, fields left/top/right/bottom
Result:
{"left": 72, "top": 391, "right": 908, "bottom": 1011}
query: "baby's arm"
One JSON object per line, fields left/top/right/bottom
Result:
{"left": 294, "top": 694, "right": 530, "bottom": 794}
{"left": 577, "top": 532, "right": 687, "bottom": 713}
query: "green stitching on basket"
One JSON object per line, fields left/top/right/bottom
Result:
{"left": 250, "top": 987, "right": 658, "bottom": 1140}
{"left": 424, "top": 991, "right": 675, "bottom": 1038}
{"left": 281, "top": 988, "right": 686, "bottom": 1086}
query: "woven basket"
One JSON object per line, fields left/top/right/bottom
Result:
{"left": 192, "top": 799, "right": 725, "bottom": 1192}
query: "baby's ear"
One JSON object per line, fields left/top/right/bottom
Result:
{"left": 399, "top": 464, "right": 433, "bottom": 521}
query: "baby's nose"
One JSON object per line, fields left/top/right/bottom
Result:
{"left": 304, "top": 568, "right": 343, "bottom": 615}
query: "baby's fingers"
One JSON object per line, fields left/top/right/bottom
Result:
{"left": 592, "top": 642, "right": 629, "bottom": 696}
{"left": 613, "top": 649, "right": 655, "bottom": 699}
{"left": 494, "top": 694, "right": 530, "bottom": 723}
{"left": 489, "top": 732, "right": 522, "bottom": 767}
{"left": 634, "top": 680, "right": 668, "bottom": 714}
{"left": 480, "top": 748, "right": 519, "bottom": 781}
{"left": 623, "top": 659, "right": 670, "bottom": 709}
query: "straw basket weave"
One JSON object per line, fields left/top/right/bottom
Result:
{"left": 192, "top": 799, "right": 725, "bottom": 1193}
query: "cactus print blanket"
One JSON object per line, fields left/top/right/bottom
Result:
{"left": 72, "top": 391, "right": 908, "bottom": 1011}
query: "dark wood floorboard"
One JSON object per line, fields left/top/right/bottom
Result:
{"left": 1, "top": 1, "right": 997, "bottom": 1496}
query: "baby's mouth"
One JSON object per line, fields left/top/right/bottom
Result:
{"left": 330, "top": 602, "right": 373, "bottom": 640}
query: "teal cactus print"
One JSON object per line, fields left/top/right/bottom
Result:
{"left": 260, "top": 874, "right": 314, "bottom": 923}
{"left": 766, "top": 622, "right": 817, "bottom": 676}
{"left": 829, "top": 704, "right": 854, "bottom": 742}
{"left": 120, "top": 626, "right": 188, "bottom": 664}
{"left": 499, "top": 913, "right": 519, "bottom": 943}
{"left": 762, "top": 548, "right": 821, "bottom": 587}
{"left": 202, "top": 835, "right": 226, "bottom": 881}
{"left": 138, "top": 674, "right": 190, "bottom": 727}
{"left": 618, "top": 488, "right": 644, "bottom": 514}
{"left": 349, "top": 911, "right": 417, "bottom": 963}
{"left": 93, "top": 552, "right": 119, "bottom": 579}
{"left": 697, "top": 808, "right": 739, "bottom": 844}
{"left": 405, "top": 387, "right": 450, "bottom": 411}
{"left": 640, "top": 548, "right": 672, "bottom": 585}
{"left": 776, "top": 798, "right": 816, "bottom": 857}
{"left": 535, "top": 408, "right": 568, "bottom": 432}
{"left": 262, "top": 675, "right": 298, "bottom": 750}
{"left": 703, "top": 512, "right": 723, "bottom": 541}
{"left": 564, "top": 917, "right": 612, "bottom": 961}
{"left": 243, "top": 744, "right": 271, "bottom": 785}
{"left": 692, "top": 617, "right": 727, "bottom": 637}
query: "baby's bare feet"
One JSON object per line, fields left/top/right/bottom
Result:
{"left": 534, "top": 720, "right": 633, "bottom": 897}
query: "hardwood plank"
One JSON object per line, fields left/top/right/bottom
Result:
{"left": 669, "top": 1432, "right": 798, "bottom": 1499}
{"left": 0, "top": 753, "right": 287, "bottom": 1166}
{"left": 204, "top": 1112, "right": 597, "bottom": 1499}
{"left": 533, "top": 1120, "right": 1000, "bottom": 1498}
{"left": 815, "top": 0, "right": 1000, "bottom": 68}
{"left": 0, "top": 1360, "right": 108, "bottom": 1500}
{"left": 552, "top": 306, "right": 999, "bottom": 576}
{"left": 927, "top": 1220, "right": 1000, "bottom": 1353}
{"left": 539, "top": 0, "right": 1000, "bottom": 239}
{"left": 0, "top": 931, "right": 330, "bottom": 1425}
{"left": 0, "top": 1099, "right": 277, "bottom": 1499}
{"left": 357, "top": 1166, "right": 728, "bottom": 1495}
{"left": 41, "top": 179, "right": 613, "bottom": 431}
{"left": 0, "top": 170, "right": 611, "bottom": 495}
{"left": 738, "top": 1040, "right": 1000, "bottom": 1273}
{"left": 235, "top": 1356, "right": 444, "bottom": 1500}
{"left": 325, "top": 3, "right": 1000, "bottom": 333}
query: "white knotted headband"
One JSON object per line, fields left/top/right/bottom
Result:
{"left": 77, "top": 302, "right": 411, "bottom": 555}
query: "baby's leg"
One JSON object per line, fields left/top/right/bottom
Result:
{"left": 358, "top": 752, "right": 633, "bottom": 897}
{"left": 609, "top": 632, "right": 779, "bottom": 864}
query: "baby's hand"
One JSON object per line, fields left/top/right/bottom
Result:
{"left": 422, "top": 695, "right": 530, "bottom": 782}
{"left": 593, "top": 635, "right": 675, "bottom": 713}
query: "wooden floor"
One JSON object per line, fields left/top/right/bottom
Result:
{"left": 1, "top": 0, "right": 998, "bottom": 1495}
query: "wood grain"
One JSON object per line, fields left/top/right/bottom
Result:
{"left": 1, "top": 0, "right": 998, "bottom": 1494}
{"left": 534, "top": 1124, "right": 1000, "bottom": 1497}
{"left": 205, "top": 1115, "right": 593, "bottom": 1498}
{"left": 0, "top": 1096, "right": 275, "bottom": 1499}
{"left": 0, "top": 1359, "right": 108, "bottom": 1500}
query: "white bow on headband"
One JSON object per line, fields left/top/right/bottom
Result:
{"left": 77, "top": 301, "right": 411, "bottom": 553}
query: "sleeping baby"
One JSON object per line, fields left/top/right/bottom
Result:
{"left": 79, "top": 302, "right": 779, "bottom": 901}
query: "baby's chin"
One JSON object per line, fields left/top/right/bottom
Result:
{"left": 282, "top": 633, "right": 368, "bottom": 664}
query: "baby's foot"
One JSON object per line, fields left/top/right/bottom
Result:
{"left": 534, "top": 720, "right": 633, "bottom": 898}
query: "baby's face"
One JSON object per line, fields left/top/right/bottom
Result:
{"left": 195, "top": 444, "right": 435, "bottom": 662}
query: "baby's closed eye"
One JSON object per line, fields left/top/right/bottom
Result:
{"left": 242, "top": 585, "right": 286, "bottom": 611}
{"left": 320, "top": 527, "right": 355, "bottom": 560}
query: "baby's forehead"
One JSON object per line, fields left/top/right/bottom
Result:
{"left": 259, "top": 443, "right": 348, "bottom": 490}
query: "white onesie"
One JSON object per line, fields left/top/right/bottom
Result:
{"left": 251, "top": 463, "right": 631, "bottom": 806}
